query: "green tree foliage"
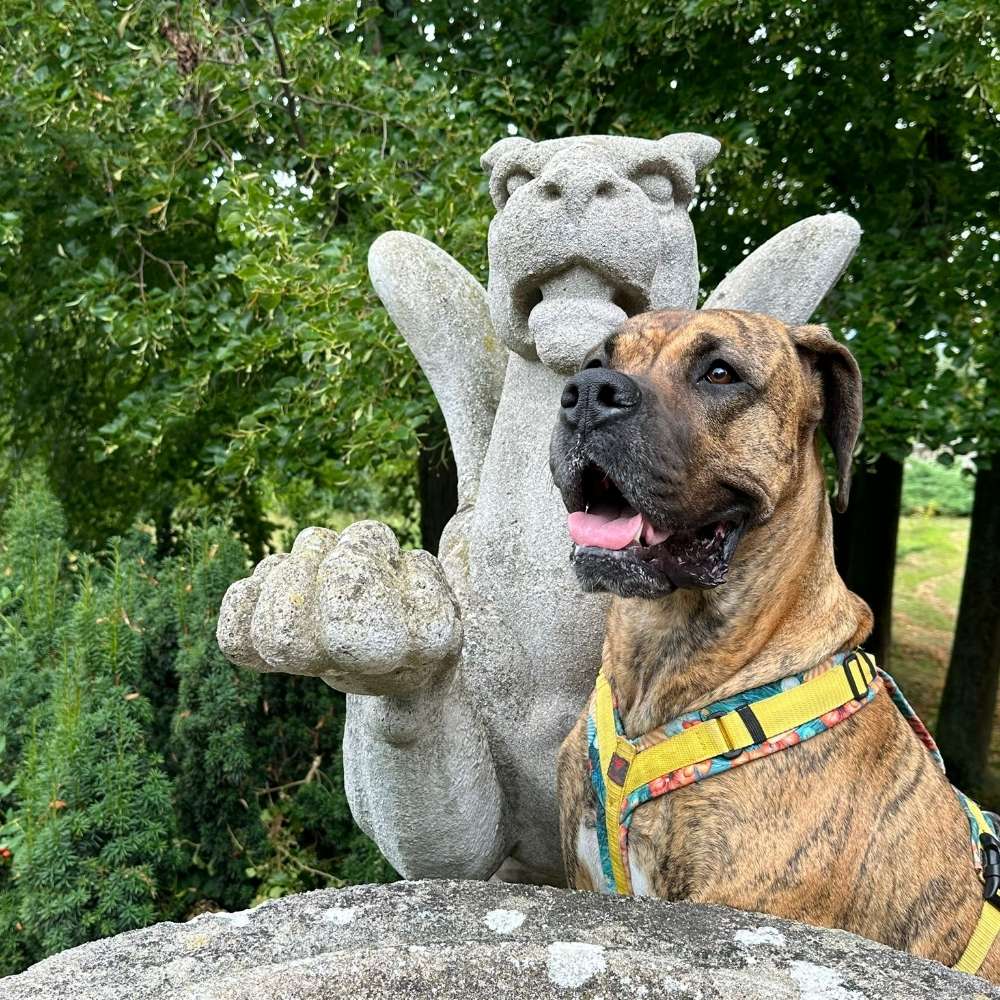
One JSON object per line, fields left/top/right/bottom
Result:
{"left": 901, "top": 456, "right": 974, "bottom": 517}
{"left": 6, "top": 2, "right": 992, "bottom": 535}
{"left": 0, "top": 475, "right": 392, "bottom": 976}
{"left": 429, "top": 0, "right": 997, "bottom": 462}
{"left": 0, "top": 0, "right": 500, "bottom": 552}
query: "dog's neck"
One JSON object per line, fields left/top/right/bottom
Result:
{"left": 602, "top": 445, "right": 873, "bottom": 738}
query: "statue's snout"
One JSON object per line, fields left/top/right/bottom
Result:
{"left": 533, "top": 151, "right": 626, "bottom": 223}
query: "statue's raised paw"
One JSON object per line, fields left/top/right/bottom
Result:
{"left": 217, "top": 521, "right": 463, "bottom": 696}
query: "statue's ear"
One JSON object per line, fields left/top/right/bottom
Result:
{"left": 481, "top": 137, "right": 533, "bottom": 177}
{"left": 790, "top": 324, "right": 863, "bottom": 513}
{"left": 657, "top": 132, "right": 721, "bottom": 173}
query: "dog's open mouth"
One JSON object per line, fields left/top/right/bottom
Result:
{"left": 566, "top": 464, "right": 745, "bottom": 592}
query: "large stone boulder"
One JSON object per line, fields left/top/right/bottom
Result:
{"left": 1, "top": 881, "right": 995, "bottom": 999}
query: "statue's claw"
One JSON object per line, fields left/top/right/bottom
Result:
{"left": 704, "top": 213, "right": 862, "bottom": 324}
{"left": 217, "top": 522, "right": 462, "bottom": 696}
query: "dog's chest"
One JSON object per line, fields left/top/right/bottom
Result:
{"left": 574, "top": 812, "right": 657, "bottom": 897}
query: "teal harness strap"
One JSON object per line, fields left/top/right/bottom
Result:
{"left": 879, "top": 672, "right": 1000, "bottom": 975}
{"left": 879, "top": 669, "right": 1000, "bottom": 891}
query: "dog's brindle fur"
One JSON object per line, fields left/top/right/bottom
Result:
{"left": 556, "top": 309, "right": 998, "bottom": 978}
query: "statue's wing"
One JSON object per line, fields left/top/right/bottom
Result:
{"left": 703, "top": 213, "right": 861, "bottom": 323}
{"left": 368, "top": 232, "right": 507, "bottom": 505}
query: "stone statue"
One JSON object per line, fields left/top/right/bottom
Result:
{"left": 217, "top": 133, "right": 861, "bottom": 885}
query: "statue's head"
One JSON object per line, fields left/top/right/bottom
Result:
{"left": 482, "top": 133, "right": 720, "bottom": 374}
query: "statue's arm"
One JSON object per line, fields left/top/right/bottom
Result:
{"left": 217, "top": 522, "right": 510, "bottom": 879}
{"left": 368, "top": 232, "right": 507, "bottom": 506}
{"left": 342, "top": 675, "right": 509, "bottom": 880}
{"left": 704, "top": 212, "right": 861, "bottom": 323}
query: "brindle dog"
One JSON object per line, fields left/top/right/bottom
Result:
{"left": 550, "top": 308, "right": 999, "bottom": 978}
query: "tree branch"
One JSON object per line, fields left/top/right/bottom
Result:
{"left": 261, "top": 10, "right": 307, "bottom": 151}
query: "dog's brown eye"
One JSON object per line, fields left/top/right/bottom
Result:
{"left": 704, "top": 362, "right": 739, "bottom": 385}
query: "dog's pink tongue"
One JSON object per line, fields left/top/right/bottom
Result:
{"left": 568, "top": 509, "right": 642, "bottom": 550}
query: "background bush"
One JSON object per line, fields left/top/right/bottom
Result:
{"left": 0, "top": 474, "right": 392, "bottom": 976}
{"left": 901, "top": 457, "right": 975, "bottom": 517}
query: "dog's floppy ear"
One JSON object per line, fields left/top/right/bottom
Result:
{"left": 791, "top": 324, "right": 863, "bottom": 513}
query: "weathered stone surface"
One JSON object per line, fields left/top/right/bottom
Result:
{"left": 367, "top": 231, "right": 507, "bottom": 505}
{"left": 215, "top": 522, "right": 464, "bottom": 694}
{"left": 3, "top": 881, "right": 995, "bottom": 1000}
{"left": 705, "top": 212, "right": 862, "bottom": 322}
{"left": 482, "top": 133, "right": 719, "bottom": 373}
{"left": 217, "top": 133, "right": 866, "bottom": 885}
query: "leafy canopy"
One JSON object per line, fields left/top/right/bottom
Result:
{"left": 420, "top": 0, "right": 1000, "bottom": 460}
{"left": 0, "top": 0, "right": 500, "bottom": 550}
{"left": 1, "top": 0, "right": 997, "bottom": 552}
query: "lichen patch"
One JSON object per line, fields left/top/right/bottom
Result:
{"left": 734, "top": 926, "right": 786, "bottom": 949}
{"left": 546, "top": 941, "right": 606, "bottom": 989}
{"left": 788, "top": 960, "right": 867, "bottom": 1000}
{"left": 483, "top": 908, "right": 526, "bottom": 934}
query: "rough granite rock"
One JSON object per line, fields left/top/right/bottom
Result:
{"left": 217, "top": 133, "right": 864, "bottom": 885}
{"left": 2, "top": 881, "right": 996, "bottom": 1000}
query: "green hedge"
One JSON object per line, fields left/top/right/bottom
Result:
{"left": 0, "top": 474, "right": 393, "bottom": 976}
{"left": 901, "top": 457, "right": 974, "bottom": 517}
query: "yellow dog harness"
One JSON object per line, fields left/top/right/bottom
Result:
{"left": 588, "top": 650, "right": 1000, "bottom": 977}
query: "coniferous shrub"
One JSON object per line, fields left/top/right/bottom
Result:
{"left": 0, "top": 472, "right": 70, "bottom": 973}
{"left": 2, "top": 544, "right": 178, "bottom": 954}
{"left": 0, "top": 470, "right": 68, "bottom": 774}
{"left": 0, "top": 475, "right": 393, "bottom": 977}
{"left": 12, "top": 554, "right": 179, "bottom": 956}
{"left": 168, "top": 526, "right": 268, "bottom": 911}
{"left": 0, "top": 488, "right": 178, "bottom": 965}
{"left": 246, "top": 671, "right": 396, "bottom": 900}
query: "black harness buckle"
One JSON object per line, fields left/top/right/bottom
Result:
{"left": 981, "top": 832, "right": 1000, "bottom": 903}
{"left": 704, "top": 709, "right": 745, "bottom": 760}
{"left": 843, "top": 650, "right": 876, "bottom": 700}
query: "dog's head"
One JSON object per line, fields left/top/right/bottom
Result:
{"left": 549, "top": 309, "right": 862, "bottom": 599}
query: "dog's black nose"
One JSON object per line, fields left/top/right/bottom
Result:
{"left": 560, "top": 369, "right": 640, "bottom": 431}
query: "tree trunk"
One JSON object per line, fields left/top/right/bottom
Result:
{"left": 832, "top": 454, "right": 904, "bottom": 667}
{"left": 936, "top": 459, "right": 1000, "bottom": 795}
{"left": 155, "top": 504, "right": 174, "bottom": 560}
{"left": 234, "top": 488, "right": 271, "bottom": 564}
{"left": 418, "top": 411, "right": 458, "bottom": 556}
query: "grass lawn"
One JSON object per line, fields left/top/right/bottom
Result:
{"left": 887, "top": 515, "right": 1000, "bottom": 803}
